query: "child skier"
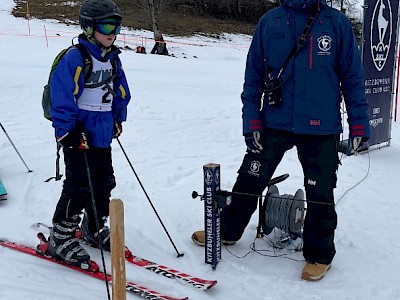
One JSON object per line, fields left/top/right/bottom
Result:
{"left": 47, "top": 0, "right": 131, "bottom": 269}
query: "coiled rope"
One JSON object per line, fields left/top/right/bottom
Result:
{"left": 264, "top": 186, "right": 305, "bottom": 238}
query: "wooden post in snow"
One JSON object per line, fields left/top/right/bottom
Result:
{"left": 110, "top": 199, "right": 126, "bottom": 300}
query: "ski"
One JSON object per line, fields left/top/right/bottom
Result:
{"left": 124, "top": 251, "right": 217, "bottom": 291}
{"left": 0, "top": 236, "right": 188, "bottom": 300}
{"left": 31, "top": 222, "right": 217, "bottom": 291}
{"left": 0, "top": 179, "right": 7, "bottom": 201}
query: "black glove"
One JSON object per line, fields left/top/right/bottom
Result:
{"left": 113, "top": 121, "right": 122, "bottom": 138}
{"left": 245, "top": 131, "right": 263, "bottom": 153}
{"left": 58, "top": 131, "right": 89, "bottom": 150}
{"left": 214, "top": 190, "right": 232, "bottom": 209}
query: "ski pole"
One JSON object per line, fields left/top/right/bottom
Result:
{"left": 116, "top": 138, "right": 184, "bottom": 258}
{"left": 83, "top": 150, "right": 111, "bottom": 300}
{"left": 0, "top": 122, "right": 32, "bottom": 172}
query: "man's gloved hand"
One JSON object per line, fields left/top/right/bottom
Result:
{"left": 58, "top": 131, "right": 89, "bottom": 150}
{"left": 352, "top": 136, "right": 369, "bottom": 154}
{"left": 350, "top": 124, "right": 369, "bottom": 154}
{"left": 114, "top": 121, "right": 122, "bottom": 138}
{"left": 245, "top": 131, "right": 263, "bottom": 153}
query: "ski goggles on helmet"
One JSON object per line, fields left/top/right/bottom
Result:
{"left": 94, "top": 18, "right": 122, "bottom": 35}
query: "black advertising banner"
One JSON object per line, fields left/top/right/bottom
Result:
{"left": 362, "top": 0, "right": 398, "bottom": 145}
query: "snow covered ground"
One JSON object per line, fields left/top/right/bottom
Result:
{"left": 1, "top": 1, "right": 400, "bottom": 299}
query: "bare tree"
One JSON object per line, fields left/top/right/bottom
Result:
{"left": 328, "top": 0, "right": 361, "bottom": 19}
{"left": 237, "top": 0, "right": 242, "bottom": 15}
{"left": 223, "top": 0, "right": 231, "bottom": 14}
{"left": 136, "top": 0, "right": 169, "bottom": 55}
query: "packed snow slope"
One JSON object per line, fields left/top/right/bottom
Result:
{"left": 1, "top": 1, "right": 400, "bottom": 299}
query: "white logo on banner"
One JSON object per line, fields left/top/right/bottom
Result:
{"left": 373, "top": 107, "right": 381, "bottom": 115}
{"left": 371, "top": 0, "right": 392, "bottom": 71}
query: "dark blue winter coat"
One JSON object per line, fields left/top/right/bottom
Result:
{"left": 242, "top": 0, "right": 370, "bottom": 139}
{"left": 50, "top": 36, "right": 131, "bottom": 148}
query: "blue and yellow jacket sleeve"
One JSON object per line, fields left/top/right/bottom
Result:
{"left": 50, "top": 47, "right": 85, "bottom": 139}
{"left": 112, "top": 56, "right": 131, "bottom": 123}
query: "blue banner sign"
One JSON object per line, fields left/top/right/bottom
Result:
{"left": 362, "top": 0, "right": 399, "bottom": 145}
{"left": 203, "top": 163, "right": 221, "bottom": 270}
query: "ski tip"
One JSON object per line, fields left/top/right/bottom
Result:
{"left": 207, "top": 280, "right": 218, "bottom": 289}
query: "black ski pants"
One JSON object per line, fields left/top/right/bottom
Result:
{"left": 221, "top": 128, "right": 339, "bottom": 264}
{"left": 52, "top": 147, "right": 116, "bottom": 233}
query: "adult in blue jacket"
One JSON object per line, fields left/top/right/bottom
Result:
{"left": 192, "top": 0, "right": 370, "bottom": 281}
{"left": 48, "top": 0, "right": 131, "bottom": 268}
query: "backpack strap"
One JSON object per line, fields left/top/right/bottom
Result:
{"left": 108, "top": 56, "right": 119, "bottom": 97}
{"left": 44, "top": 143, "right": 63, "bottom": 182}
{"left": 73, "top": 44, "right": 93, "bottom": 83}
{"left": 111, "top": 57, "right": 118, "bottom": 81}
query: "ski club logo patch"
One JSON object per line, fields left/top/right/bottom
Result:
{"left": 204, "top": 170, "right": 213, "bottom": 185}
{"left": 317, "top": 35, "right": 332, "bottom": 56}
{"left": 248, "top": 160, "right": 261, "bottom": 177}
{"left": 215, "top": 169, "right": 220, "bottom": 185}
{"left": 371, "top": 0, "right": 392, "bottom": 71}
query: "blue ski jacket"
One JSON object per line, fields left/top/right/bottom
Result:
{"left": 242, "top": 0, "right": 370, "bottom": 139}
{"left": 50, "top": 36, "right": 131, "bottom": 148}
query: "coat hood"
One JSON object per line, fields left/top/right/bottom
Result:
{"left": 78, "top": 33, "right": 120, "bottom": 61}
{"left": 282, "top": 0, "right": 327, "bottom": 12}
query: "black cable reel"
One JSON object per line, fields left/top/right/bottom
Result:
{"left": 192, "top": 173, "right": 306, "bottom": 244}
{"left": 261, "top": 183, "right": 305, "bottom": 242}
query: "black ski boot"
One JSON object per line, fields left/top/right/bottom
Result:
{"left": 81, "top": 212, "right": 111, "bottom": 251}
{"left": 47, "top": 217, "right": 91, "bottom": 269}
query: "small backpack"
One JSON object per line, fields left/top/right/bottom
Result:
{"left": 42, "top": 43, "right": 118, "bottom": 121}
